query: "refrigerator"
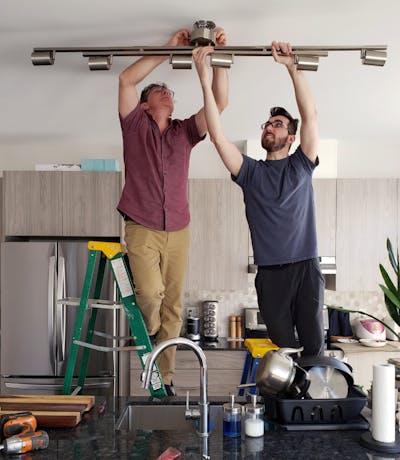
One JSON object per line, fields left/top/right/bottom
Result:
{"left": 0, "top": 241, "right": 118, "bottom": 395}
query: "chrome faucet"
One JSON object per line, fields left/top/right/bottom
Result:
{"left": 142, "top": 337, "right": 209, "bottom": 438}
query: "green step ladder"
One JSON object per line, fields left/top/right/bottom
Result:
{"left": 62, "top": 241, "right": 167, "bottom": 398}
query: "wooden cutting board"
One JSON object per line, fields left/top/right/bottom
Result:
{"left": 0, "top": 395, "right": 96, "bottom": 427}
{"left": 0, "top": 410, "right": 81, "bottom": 428}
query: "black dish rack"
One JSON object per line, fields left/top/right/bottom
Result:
{"left": 264, "top": 386, "right": 367, "bottom": 425}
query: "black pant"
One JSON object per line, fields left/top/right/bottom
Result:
{"left": 255, "top": 258, "right": 325, "bottom": 356}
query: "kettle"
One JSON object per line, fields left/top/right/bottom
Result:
{"left": 255, "top": 347, "right": 306, "bottom": 397}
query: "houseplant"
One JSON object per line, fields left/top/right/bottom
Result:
{"left": 326, "top": 238, "right": 400, "bottom": 340}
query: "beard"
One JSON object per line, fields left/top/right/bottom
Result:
{"left": 262, "top": 133, "right": 289, "bottom": 153}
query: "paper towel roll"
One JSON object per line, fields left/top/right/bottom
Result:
{"left": 372, "top": 363, "right": 396, "bottom": 443}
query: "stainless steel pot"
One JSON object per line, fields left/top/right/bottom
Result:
{"left": 255, "top": 347, "right": 304, "bottom": 396}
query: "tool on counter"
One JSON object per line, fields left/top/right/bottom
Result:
{"left": 0, "top": 430, "right": 49, "bottom": 455}
{"left": 0, "top": 412, "right": 37, "bottom": 440}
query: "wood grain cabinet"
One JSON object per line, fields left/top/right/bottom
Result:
{"left": 130, "top": 349, "right": 247, "bottom": 397}
{"left": 336, "top": 179, "right": 398, "bottom": 291}
{"left": 185, "top": 179, "right": 248, "bottom": 291}
{"left": 3, "top": 171, "right": 121, "bottom": 237}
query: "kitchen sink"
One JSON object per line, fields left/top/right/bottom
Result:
{"left": 115, "top": 402, "right": 224, "bottom": 432}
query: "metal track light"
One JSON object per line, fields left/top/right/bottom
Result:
{"left": 361, "top": 49, "right": 387, "bottom": 66}
{"left": 170, "top": 55, "right": 192, "bottom": 69}
{"left": 210, "top": 54, "right": 234, "bottom": 68}
{"left": 88, "top": 55, "right": 112, "bottom": 70}
{"left": 295, "top": 55, "right": 319, "bottom": 71}
{"left": 31, "top": 50, "right": 55, "bottom": 65}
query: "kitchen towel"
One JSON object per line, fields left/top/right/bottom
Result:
{"left": 372, "top": 363, "right": 396, "bottom": 443}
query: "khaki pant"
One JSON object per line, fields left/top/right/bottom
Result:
{"left": 124, "top": 220, "right": 190, "bottom": 385}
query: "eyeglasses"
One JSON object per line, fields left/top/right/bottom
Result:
{"left": 148, "top": 86, "right": 175, "bottom": 98}
{"left": 261, "top": 120, "right": 289, "bottom": 130}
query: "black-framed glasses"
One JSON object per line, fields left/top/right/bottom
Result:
{"left": 148, "top": 86, "right": 175, "bottom": 98}
{"left": 261, "top": 120, "right": 289, "bottom": 130}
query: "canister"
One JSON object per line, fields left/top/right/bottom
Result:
{"left": 223, "top": 394, "right": 242, "bottom": 437}
{"left": 202, "top": 300, "right": 218, "bottom": 341}
{"left": 244, "top": 395, "right": 264, "bottom": 437}
{"left": 186, "top": 309, "right": 200, "bottom": 341}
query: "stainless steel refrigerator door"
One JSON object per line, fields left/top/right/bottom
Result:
{"left": 57, "top": 241, "right": 116, "bottom": 377}
{"left": 1, "top": 242, "right": 57, "bottom": 376}
{"left": 1, "top": 376, "right": 114, "bottom": 396}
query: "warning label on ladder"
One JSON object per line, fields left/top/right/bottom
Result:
{"left": 111, "top": 258, "right": 134, "bottom": 298}
{"left": 141, "top": 352, "right": 162, "bottom": 390}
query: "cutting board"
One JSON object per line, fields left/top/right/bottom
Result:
{"left": 0, "top": 395, "right": 95, "bottom": 428}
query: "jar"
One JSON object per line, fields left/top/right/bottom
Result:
{"left": 244, "top": 395, "right": 264, "bottom": 437}
{"left": 223, "top": 394, "right": 242, "bottom": 437}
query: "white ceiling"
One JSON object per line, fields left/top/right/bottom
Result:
{"left": 1, "top": 0, "right": 400, "bottom": 161}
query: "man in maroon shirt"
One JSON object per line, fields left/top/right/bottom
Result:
{"left": 117, "top": 28, "right": 228, "bottom": 395}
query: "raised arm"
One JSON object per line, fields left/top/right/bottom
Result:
{"left": 118, "top": 29, "right": 190, "bottom": 119}
{"left": 271, "top": 41, "right": 319, "bottom": 163}
{"left": 193, "top": 46, "right": 243, "bottom": 176}
{"left": 194, "top": 29, "right": 229, "bottom": 138}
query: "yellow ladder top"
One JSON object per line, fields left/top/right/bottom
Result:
{"left": 88, "top": 241, "right": 123, "bottom": 259}
{"left": 244, "top": 338, "right": 279, "bottom": 358}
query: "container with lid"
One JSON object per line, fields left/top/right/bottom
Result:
{"left": 223, "top": 394, "right": 242, "bottom": 437}
{"left": 244, "top": 395, "right": 264, "bottom": 437}
{"left": 186, "top": 309, "right": 200, "bottom": 341}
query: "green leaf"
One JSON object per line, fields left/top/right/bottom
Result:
{"left": 387, "top": 238, "right": 399, "bottom": 275}
{"left": 383, "top": 294, "right": 400, "bottom": 326}
{"left": 379, "top": 284, "right": 400, "bottom": 310}
{"left": 379, "top": 264, "right": 399, "bottom": 297}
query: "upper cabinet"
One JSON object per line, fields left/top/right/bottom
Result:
{"left": 313, "top": 179, "right": 336, "bottom": 257}
{"left": 186, "top": 179, "right": 248, "bottom": 291}
{"left": 3, "top": 171, "right": 121, "bottom": 238}
{"left": 336, "top": 179, "right": 398, "bottom": 291}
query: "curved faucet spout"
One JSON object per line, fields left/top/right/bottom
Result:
{"left": 142, "top": 337, "right": 209, "bottom": 438}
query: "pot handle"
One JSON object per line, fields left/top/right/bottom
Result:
{"left": 278, "top": 346, "right": 303, "bottom": 355}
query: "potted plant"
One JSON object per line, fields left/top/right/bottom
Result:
{"left": 327, "top": 238, "right": 400, "bottom": 340}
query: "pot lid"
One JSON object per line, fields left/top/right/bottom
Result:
{"left": 307, "top": 366, "right": 349, "bottom": 399}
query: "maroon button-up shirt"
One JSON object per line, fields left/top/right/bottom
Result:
{"left": 117, "top": 104, "right": 205, "bottom": 231}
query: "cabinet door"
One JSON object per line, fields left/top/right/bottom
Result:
{"left": 313, "top": 179, "right": 336, "bottom": 257}
{"left": 3, "top": 171, "right": 62, "bottom": 236}
{"left": 186, "top": 179, "right": 248, "bottom": 291}
{"left": 62, "top": 172, "right": 121, "bottom": 237}
{"left": 336, "top": 179, "right": 397, "bottom": 291}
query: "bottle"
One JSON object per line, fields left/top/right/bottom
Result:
{"left": 223, "top": 394, "right": 242, "bottom": 437}
{"left": 244, "top": 395, "right": 264, "bottom": 437}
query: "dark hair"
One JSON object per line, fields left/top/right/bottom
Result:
{"left": 140, "top": 82, "right": 168, "bottom": 104}
{"left": 270, "top": 107, "right": 299, "bottom": 135}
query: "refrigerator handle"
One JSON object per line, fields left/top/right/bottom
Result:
{"left": 48, "top": 255, "right": 57, "bottom": 374}
{"left": 57, "top": 256, "right": 66, "bottom": 362}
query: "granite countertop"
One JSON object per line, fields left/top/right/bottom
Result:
{"left": 10, "top": 396, "right": 388, "bottom": 460}
{"left": 178, "top": 337, "right": 247, "bottom": 351}
{"left": 335, "top": 341, "right": 400, "bottom": 353}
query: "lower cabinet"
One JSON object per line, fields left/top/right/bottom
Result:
{"left": 130, "top": 349, "right": 246, "bottom": 396}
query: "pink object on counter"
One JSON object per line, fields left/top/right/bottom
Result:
{"left": 156, "top": 447, "right": 182, "bottom": 460}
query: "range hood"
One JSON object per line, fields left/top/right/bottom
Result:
{"left": 319, "top": 256, "right": 336, "bottom": 275}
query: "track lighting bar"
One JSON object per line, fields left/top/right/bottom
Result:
{"left": 31, "top": 44, "right": 387, "bottom": 71}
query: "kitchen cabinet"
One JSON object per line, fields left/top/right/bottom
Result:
{"left": 313, "top": 179, "right": 336, "bottom": 257}
{"left": 3, "top": 171, "right": 121, "bottom": 237}
{"left": 185, "top": 179, "right": 248, "bottom": 291}
{"left": 130, "top": 349, "right": 247, "bottom": 396}
{"left": 336, "top": 179, "right": 398, "bottom": 291}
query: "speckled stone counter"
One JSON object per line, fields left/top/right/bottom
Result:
{"left": 5, "top": 396, "right": 393, "bottom": 460}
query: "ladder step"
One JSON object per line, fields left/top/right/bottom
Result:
{"left": 93, "top": 331, "right": 135, "bottom": 341}
{"left": 58, "top": 297, "right": 123, "bottom": 310}
{"left": 73, "top": 340, "right": 146, "bottom": 353}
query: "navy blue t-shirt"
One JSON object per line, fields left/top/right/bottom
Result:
{"left": 232, "top": 146, "right": 319, "bottom": 266}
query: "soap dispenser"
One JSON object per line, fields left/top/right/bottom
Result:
{"left": 223, "top": 394, "right": 242, "bottom": 437}
{"left": 244, "top": 395, "right": 264, "bottom": 437}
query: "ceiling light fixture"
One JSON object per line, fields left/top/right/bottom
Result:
{"left": 361, "top": 49, "right": 387, "bottom": 66}
{"left": 30, "top": 21, "right": 387, "bottom": 72}
{"left": 87, "top": 55, "right": 112, "bottom": 71}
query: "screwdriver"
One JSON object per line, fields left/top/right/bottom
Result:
{"left": 0, "top": 430, "right": 49, "bottom": 455}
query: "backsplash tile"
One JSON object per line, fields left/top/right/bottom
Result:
{"left": 183, "top": 274, "right": 387, "bottom": 337}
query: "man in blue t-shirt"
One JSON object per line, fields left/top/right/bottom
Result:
{"left": 193, "top": 41, "right": 324, "bottom": 356}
